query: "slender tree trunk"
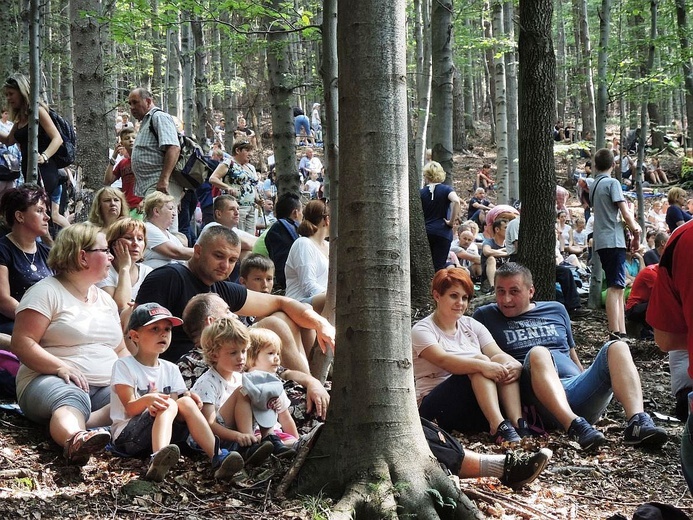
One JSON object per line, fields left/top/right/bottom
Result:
{"left": 504, "top": 1, "right": 519, "bottom": 203}
{"left": 430, "top": 0, "right": 454, "bottom": 184}
{"left": 453, "top": 66, "right": 467, "bottom": 151}
{"left": 180, "top": 16, "right": 194, "bottom": 135}
{"left": 555, "top": 0, "right": 567, "bottom": 123}
{"left": 414, "top": 0, "right": 432, "bottom": 177}
{"left": 296, "top": 1, "right": 481, "bottom": 517}
{"left": 492, "top": 1, "right": 509, "bottom": 204}
{"left": 267, "top": 0, "right": 301, "bottom": 197}
{"left": 573, "top": 0, "right": 596, "bottom": 138}
{"left": 676, "top": 0, "right": 693, "bottom": 148}
{"left": 26, "top": 0, "right": 40, "bottom": 184}
{"left": 483, "top": 18, "right": 496, "bottom": 141}
{"left": 164, "top": 21, "right": 181, "bottom": 117}
{"left": 595, "top": 0, "right": 611, "bottom": 149}
{"left": 517, "top": 0, "right": 557, "bottom": 300}
{"left": 191, "top": 15, "right": 209, "bottom": 142}
{"left": 150, "top": 0, "right": 162, "bottom": 95}
{"left": 70, "top": 0, "right": 109, "bottom": 189}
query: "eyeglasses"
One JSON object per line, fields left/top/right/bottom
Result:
{"left": 85, "top": 248, "right": 112, "bottom": 255}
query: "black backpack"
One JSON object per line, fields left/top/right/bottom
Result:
{"left": 48, "top": 109, "right": 76, "bottom": 168}
{"left": 421, "top": 417, "right": 464, "bottom": 475}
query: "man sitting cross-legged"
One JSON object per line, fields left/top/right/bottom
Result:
{"left": 472, "top": 262, "right": 667, "bottom": 451}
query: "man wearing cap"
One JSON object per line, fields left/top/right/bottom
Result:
{"left": 134, "top": 225, "right": 334, "bottom": 375}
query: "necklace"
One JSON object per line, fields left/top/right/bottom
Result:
{"left": 62, "top": 277, "right": 90, "bottom": 303}
{"left": 22, "top": 251, "right": 37, "bottom": 272}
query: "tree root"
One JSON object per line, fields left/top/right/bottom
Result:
{"left": 327, "top": 458, "right": 483, "bottom": 520}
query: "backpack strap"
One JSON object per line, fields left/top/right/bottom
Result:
{"left": 589, "top": 175, "right": 606, "bottom": 208}
{"left": 148, "top": 107, "right": 162, "bottom": 145}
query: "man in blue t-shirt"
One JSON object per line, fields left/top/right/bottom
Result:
{"left": 473, "top": 262, "right": 666, "bottom": 451}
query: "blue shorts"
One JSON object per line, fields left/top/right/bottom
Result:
{"left": 113, "top": 410, "right": 189, "bottom": 457}
{"left": 18, "top": 374, "right": 109, "bottom": 424}
{"left": 294, "top": 115, "right": 311, "bottom": 137}
{"left": 597, "top": 248, "right": 626, "bottom": 289}
{"left": 520, "top": 342, "right": 615, "bottom": 429}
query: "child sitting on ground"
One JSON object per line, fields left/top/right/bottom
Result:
{"left": 110, "top": 303, "right": 244, "bottom": 482}
{"left": 191, "top": 317, "right": 274, "bottom": 466}
{"left": 238, "top": 328, "right": 300, "bottom": 457}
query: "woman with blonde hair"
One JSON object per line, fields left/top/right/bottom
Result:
{"left": 10, "top": 223, "right": 129, "bottom": 465}
{"left": 420, "top": 161, "right": 461, "bottom": 271}
{"left": 88, "top": 187, "right": 129, "bottom": 229}
{"left": 98, "top": 218, "right": 153, "bottom": 312}
{"left": 665, "top": 186, "right": 691, "bottom": 232}
{"left": 142, "top": 191, "right": 193, "bottom": 269}
{"left": 284, "top": 199, "right": 330, "bottom": 314}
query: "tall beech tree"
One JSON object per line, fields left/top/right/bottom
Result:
{"left": 294, "top": 0, "right": 480, "bottom": 517}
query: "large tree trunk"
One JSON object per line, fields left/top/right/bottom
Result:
{"left": 676, "top": 0, "right": 693, "bottom": 148}
{"left": 492, "top": 1, "right": 509, "bottom": 204}
{"left": 517, "top": 0, "right": 557, "bottom": 300}
{"left": 267, "top": 0, "right": 301, "bottom": 197}
{"left": 295, "top": 0, "right": 480, "bottom": 517}
{"left": 595, "top": 0, "right": 611, "bottom": 149}
{"left": 430, "top": 0, "right": 454, "bottom": 184}
{"left": 70, "top": 0, "right": 109, "bottom": 189}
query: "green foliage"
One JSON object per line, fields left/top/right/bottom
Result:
{"left": 299, "top": 492, "right": 332, "bottom": 520}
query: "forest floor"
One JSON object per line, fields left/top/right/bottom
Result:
{"left": 0, "top": 133, "right": 690, "bottom": 519}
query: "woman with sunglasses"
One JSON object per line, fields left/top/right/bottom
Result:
{"left": 10, "top": 223, "right": 129, "bottom": 465}
{"left": 0, "top": 184, "right": 53, "bottom": 334}
{"left": 0, "top": 74, "right": 65, "bottom": 225}
{"left": 208, "top": 139, "right": 260, "bottom": 233}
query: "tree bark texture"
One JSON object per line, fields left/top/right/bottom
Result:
{"left": 295, "top": 0, "right": 479, "bottom": 517}
{"left": 517, "top": 0, "right": 557, "bottom": 300}
{"left": 413, "top": 0, "right": 432, "bottom": 177}
{"left": 504, "top": 1, "right": 519, "bottom": 203}
{"left": 572, "top": 0, "right": 595, "bottom": 139}
{"left": 452, "top": 66, "right": 467, "bottom": 151}
{"left": 430, "top": 0, "right": 454, "bottom": 184}
{"left": 70, "top": 0, "right": 109, "bottom": 189}
{"left": 180, "top": 16, "right": 194, "bottom": 135}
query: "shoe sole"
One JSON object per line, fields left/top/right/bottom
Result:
{"left": 65, "top": 430, "right": 111, "bottom": 466}
{"left": 508, "top": 448, "right": 553, "bottom": 489}
{"left": 580, "top": 435, "right": 607, "bottom": 451}
{"left": 245, "top": 441, "right": 274, "bottom": 467}
{"left": 145, "top": 445, "right": 180, "bottom": 482}
{"left": 214, "top": 451, "right": 244, "bottom": 479}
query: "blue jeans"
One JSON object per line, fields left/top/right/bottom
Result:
{"left": 294, "top": 115, "right": 311, "bottom": 137}
{"left": 682, "top": 396, "right": 693, "bottom": 493}
{"left": 521, "top": 342, "right": 614, "bottom": 429}
{"left": 113, "top": 410, "right": 189, "bottom": 457}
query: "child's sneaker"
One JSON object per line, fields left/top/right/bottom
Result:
{"left": 493, "top": 420, "right": 521, "bottom": 445}
{"left": 241, "top": 440, "right": 274, "bottom": 467}
{"left": 567, "top": 417, "right": 606, "bottom": 450}
{"left": 145, "top": 444, "right": 180, "bottom": 482}
{"left": 64, "top": 429, "right": 111, "bottom": 466}
{"left": 500, "top": 448, "right": 553, "bottom": 489}
{"left": 623, "top": 412, "right": 668, "bottom": 448}
{"left": 212, "top": 450, "right": 244, "bottom": 479}
{"left": 262, "top": 434, "right": 297, "bottom": 459}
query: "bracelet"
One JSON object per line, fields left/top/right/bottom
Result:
{"left": 41, "top": 153, "right": 48, "bottom": 162}
{"left": 109, "top": 158, "right": 116, "bottom": 166}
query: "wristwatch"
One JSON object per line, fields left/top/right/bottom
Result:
{"left": 109, "top": 157, "right": 116, "bottom": 166}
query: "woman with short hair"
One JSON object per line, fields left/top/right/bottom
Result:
{"left": 142, "top": 191, "right": 193, "bottom": 269}
{"left": 0, "top": 184, "right": 53, "bottom": 333}
{"left": 10, "top": 223, "right": 129, "bottom": 465}
{"left": 420, "top": 161, "right": 461, "bottom": 271}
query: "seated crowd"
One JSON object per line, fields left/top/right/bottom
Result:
{"left": 0, "top": 140, "right": 683, "bottom": 491}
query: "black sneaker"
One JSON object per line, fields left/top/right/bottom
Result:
{"left": 623, "top": 412, "right": 668, "bottom": 448}
{"left": 493, "top": 420, "right": 522, "bottom": 445}
{"left": 262, "top": 434, "right": 297, "bottom": 458}
{"left": 500, "top": 448, "right": 553, "bottom": 489}
{"left": 568, "top": 307, "right": 591, "bottom": 320}
{"left": 567, "top": 417, "right": 606, "bottom": 450}
{"left": 145, "top": 444, "right": 180, "bottom": 482}
{"left": 515, "top": 418, "right": 536, "bottom": 438}
{"left": 241, "top": 440, "right": 274, "bottom": 467}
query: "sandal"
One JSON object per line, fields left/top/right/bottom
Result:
{"left": 64, "top": 429, "right": 111, "bottom": 466}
